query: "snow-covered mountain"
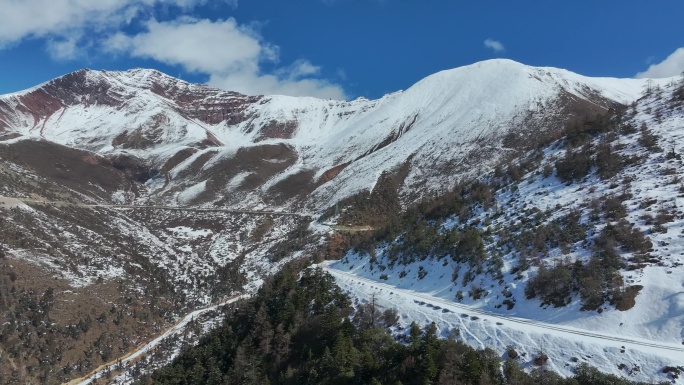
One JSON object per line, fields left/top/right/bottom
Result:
{"left": 0, "top": 59, "right": 661, "bottom": 211}
{"left": 0, "top": 59, "right": 680, "bottom": 384}
{"left": 327, "top": 75, "right": 684, "bottom": 382}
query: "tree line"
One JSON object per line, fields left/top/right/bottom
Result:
{"left": 138, "top": 264, "right": 669, "bottom": 385}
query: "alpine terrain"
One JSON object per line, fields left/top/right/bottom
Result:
{"left": 0, "top": 59, "right": 683, "bottom": 384}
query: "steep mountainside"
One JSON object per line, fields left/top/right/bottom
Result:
{"left": 0, "top": 60, "right": 659, "bottom": 211}
{"left": 328, "top": 75, "right": 684, "bottom": 383}
{"left": 0, "top": 60, "right": 679, "bottom": 384}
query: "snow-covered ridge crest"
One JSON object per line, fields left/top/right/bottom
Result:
{"left": 1, "top": 59, "right": 682, "bottom": 384}
{"left": 0, "top": 59, "right": 672, "bottom": 211}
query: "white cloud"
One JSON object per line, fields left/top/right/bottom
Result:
{"left": 0, "top": 0, "right": 236, "bottom": 48}
{"left": 636, "top": 48, "right": 684, "bottom": 79}
{"left": 336, "top": 68, "right": 347, "bottom": 81}
{"left": 0, "top": 0, "right": 346, "bottom": 99}
{"left": 105, "top": 18, "right": 347, "bottom": 99}
{"left": 277, "top": 60, "right": 322, "bottom": 79}
{"left": 47, "top": 35, "right": 83, "bottom": 60}
{"left": 483, "top": 38, "right": 505, "bottom": 53}
{"left": 104, "top": 18, "right": 271, "bottom": 74}
{"left": 2, "top": 1, "right": 147, "bottom": 47}
{"left": 209, "top": 70, "right": 347, "bottom": 100}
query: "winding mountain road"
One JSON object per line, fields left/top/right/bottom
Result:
{"left": 65, "top": 294, "right": 248, "bottom": 385}
{"left": 323, "top": 266, "right": 684, "bottom": 356}
{"left": 0, "top": 196, "right": 305, "bottom": 217}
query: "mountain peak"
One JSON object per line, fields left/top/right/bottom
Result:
{"left": 32, "top": 67, "right": 195, "bottom": 97}
{"left": 466, "top": 57, "right": 525, "bottom": 67}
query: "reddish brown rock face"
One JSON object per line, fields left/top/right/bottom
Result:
{"left": 318, "top": 162, "right": 350, "bottom": 185}
{"left": 0, "top": 68, "right": 262, "bottom": 141}
{"left": 15, "top": 90, "right": 63, "bottom": 132}
{"left": 256, "top": 120, "right": 299, "bottom": 141}
{"left": 0, "top": 100, "right": 14, "bottom": 132}
{"left": 146, "top": 70, "right": 261, "bottom": 126}
{"left": 0, "top": 69, "right": 124, "bottom": 136}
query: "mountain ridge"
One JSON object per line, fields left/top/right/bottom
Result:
{"left": 1, "top": 59, "right": 669, "bottom": 212}
{"left": 1, "top": 59, "right": 683, "bottom": 384}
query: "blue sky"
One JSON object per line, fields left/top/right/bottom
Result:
{"left": 1, "top": 1, "right": 683, "bottom": 100}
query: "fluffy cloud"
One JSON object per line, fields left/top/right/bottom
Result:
{"left": 47, "top": 35, "right": 84, "bottom": 61}
{"left": 636, "top": 48, "right": 684, "bottom": 79}
{"left": 0, "top": 0, "right": 345, "bottom": 99}
{"left": 0, "top": 0, "right": 208, "bottom": 48}
{"left": 484, "top": 38, "right": 505, "bottom": 53}
{"left": 209, "top": 68, "right": 347, "bottom": 100}
{"left": 105, "top": 18, "right": 347, "bottom": 99}
{"left": 105, "top": 18, "right": 271, "bottom": 74}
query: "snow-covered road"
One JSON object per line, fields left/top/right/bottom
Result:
{"left": 323, "top": 264, "right": 684, "bottom": 383}
{"left": 68, "top": 294, "right": 248, "bottom": 385}
{"left": 0, "top": 195, "right": 304, "bottom": 216}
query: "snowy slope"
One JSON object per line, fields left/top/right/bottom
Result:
{"left": 204, "top": 60, "right": 668, "bottom": 209}
{"left": 326, "top": 77, "right": 684, "bottom": 381}
{"left": 0, "top": 60, "right": 681, "bottom": 384}
{"left": 0, "top": 60, "right": 670, "bottom": 211}
{"left": 323, "top": 264, "right": 684, "bottom": 383}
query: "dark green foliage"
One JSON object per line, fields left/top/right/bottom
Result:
{"left": 505, "top": 210, "right": 587, "bottom": 272}
{"left": 555, "top": 146, "right": 593, "bottom": 183}
{"left": 674, "top": 79, "right": 684, "bottom": 102}
{"left": 653, "top": 206, "right": 676, "bottom": 233}
{"left": 381, "top": 220, "right": 495, "bottom": 292}
{"left": 454, "top": 227, "right": 486, "bottom": 266}
{"left": 143, "top": 264, "right": 353, "bottom": 385}
{"left": 333, "top": 107, "right": 630, "bottom": 275}
{"left": 549, "top": 111, "right": 634, "bottom": 184}
{"left": 595, "top": 143, "right": 624, "bottom": 180}
{"left": 267, "top": 221, "right": 314, "bottom": 262}
{"left": 412, "top": 181, "right": 495, "bottom": 223}
{"left": 639, "top": 125, "right": 660, "bottom": 152}
{"left": 370, "top": 180, "right": 502, "bottom": 280}
{"left": 508, "top": 163, "right": 523, "bottom": 181}
{"left": 565, "top": 114, "right": 613, "bottom": 148}
{"left": 555, "top": 210, "right": 588, "bottom": 246}
{"left": 602, "top": 196, "right": 627, "bottom": 221}
{"left": 323, "top": 176, "right": 498, "bottom": 264}
{"left": 621, "top": 121, "right": 638, "bottom": 134}
{"left": 320, "top": 170, "right": 403, "bottom": 228}
{"left": 525, "top": 262, "right": 573, "bottom": 307}
{"left": 585, "top": 238, "right": 630, "bottom": 307}
{"left": 386, "top": 219, "right": 452, "bottom": 263}
{"left": 602, "top": 220, "right": 652, "bottom": 254}
{"left": 574, "top": 363, "right": 669, "bottom": 385}
{"left": 525, "top": 218, "right": 651, "bottom": 311}
{"left": 542, "top": 163, "right": 554, "bottom": 178}
{"left": 141, "top": 266, "right": 663, "bottom": 385}
{"left": 499, "top": 111, "right": 625, "bottom": 185}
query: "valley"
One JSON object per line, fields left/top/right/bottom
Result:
{"left": 0, "top": 59, "right": 683, "bottom": 384}
{"left": 0, "top": 196, "right": 303, "bottom": 216}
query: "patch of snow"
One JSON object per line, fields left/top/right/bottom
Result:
{"left": 226, "top": 171, "right": 252, "bottom": 190}
{"left": 167, "top": 226, "right": 212, "bottom": 239}
{"left": 176, "top": 181, "right": 207, "bottom": 205}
